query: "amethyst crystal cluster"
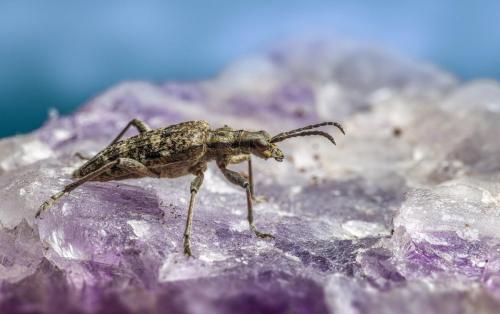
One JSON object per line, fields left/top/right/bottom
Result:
{"left": 1, "top": 40, "right": 500, "bottom": 314}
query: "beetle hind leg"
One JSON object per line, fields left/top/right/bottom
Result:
{"left": 37, "top": 158, "right": 158, "bottom": 219}
{"left": 109, "top": 118, "right": 151, "bottom": 146}
{"left": 36, "top": 159, "right": 120, "bottom": 218}
{"left": 74, "top": 152, "right": 91, "bottom": 161}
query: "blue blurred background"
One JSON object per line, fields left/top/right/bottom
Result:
{"left": 1, "top": 0, "right": 499, "bottom": 137}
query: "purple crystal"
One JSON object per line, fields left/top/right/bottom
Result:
{"left": 1, "top": 39, "right": 500, "bottom": 313}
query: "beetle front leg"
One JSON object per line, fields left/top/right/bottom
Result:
{"left": 246, "top": 157, "right": 268, "bottom": 203}
{"left": 183, "top": 172, "right": 204, "bottom": 257}
{"left": 228, "top": 155, "right": 264, "bottom": 203}
{"left": 217, "top": 164, "right": 273, "bottom": 239}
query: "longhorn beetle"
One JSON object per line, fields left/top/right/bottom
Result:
{"left": 37, "top": 119, "right": 345, "bottom": 256}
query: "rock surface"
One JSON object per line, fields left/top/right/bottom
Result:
{"left": 1, "top": 39, "right": 499, "bottom": 314}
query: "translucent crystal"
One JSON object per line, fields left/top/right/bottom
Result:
{"left": 0, "top": 39, "right": 499, "bottom": 313}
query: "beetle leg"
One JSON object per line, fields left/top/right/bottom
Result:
{"left": 228, "top": 155, "right": 264, "bottom": 203}
{"left": 74, "top": 152, "right": 91, "bottom": 161}
{"left": 247, "top": 157, "right": 255, "bottom": 199}
{"left": 228, "top": 154, "right": 250, "bottom": 165}
{"left": 36, "top": 158, "right": 157, "bottom": 218}
{"left": 73, "top": 119, "right": 151, "bottom": 165}
{"left": 217, "top": 162, "right": 274, "bottom": 239}
{"left": 37, "top": 159, "right": 120, "bottom": 218}
{"left": 183, "top": 171, "right": 204, "bottom": 257}
{"left": 116, "top": 158, "right": 160, "bottom": 178}
{"left": 247, "top": 157, "right": 267, "bottom": 203}
{"left": 109, "top": 118, "right": 151, "bottom": 146}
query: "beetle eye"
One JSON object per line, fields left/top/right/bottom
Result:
{"left": 259, "top": 131, "right": 271, "bottom": 138}
{"left": 254, "top": 138, "right": 268, "bottom": 148}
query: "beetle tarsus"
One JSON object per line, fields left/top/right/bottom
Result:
{"left": 251, "top": 224, "right": 275, "bottom": 239}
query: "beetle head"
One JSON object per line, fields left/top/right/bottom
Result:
{"left": 240, "top": 131, "right": 284, "bottom": 162}
{"left": 240, "top": 121, "right": 345, "bottom": 161}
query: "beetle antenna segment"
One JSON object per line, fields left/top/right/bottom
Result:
{"left": 270, "top": 122, "right": 344, "bottom": 142}
{"left": 270, "top": 122, "right": 344, "bottom": 144}
{"left": 270, "top": 130, "right": 337, "bottom": 145}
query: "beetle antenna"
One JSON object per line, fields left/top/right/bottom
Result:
{"left": 271, "top": 122, "right": 344, "bottom": 142}
{"left": 270, "top": 130, "right": 337, "bottom": 145}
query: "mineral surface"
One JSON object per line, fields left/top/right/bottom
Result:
{"left": 1, "top": 39, "right": 500, "bottom": 314}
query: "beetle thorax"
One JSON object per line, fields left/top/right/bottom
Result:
{"left": 207, "top": 129, "right": 245, "bottom": 156}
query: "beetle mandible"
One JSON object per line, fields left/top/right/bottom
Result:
{"left": 37, "top": 119, "right": 345, "bottom": 256}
